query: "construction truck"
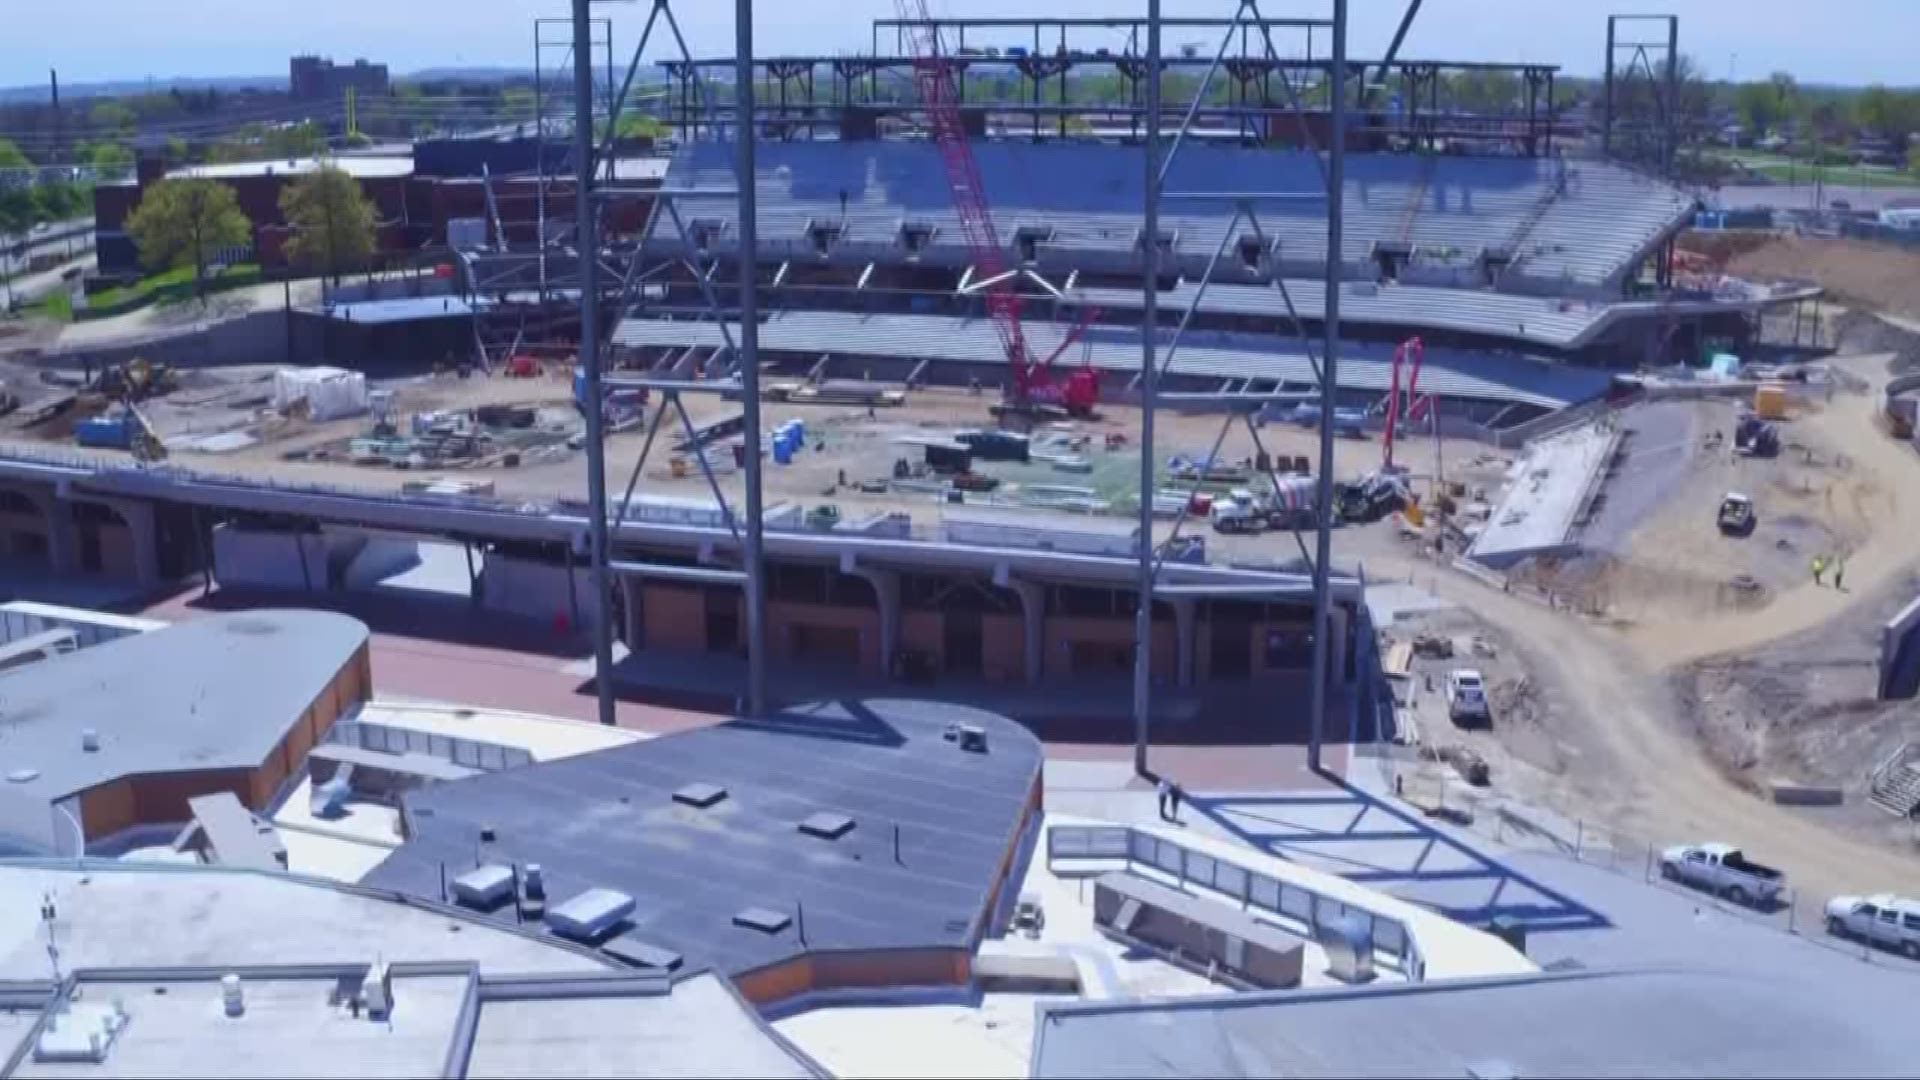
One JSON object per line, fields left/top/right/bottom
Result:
{"left": 1336, "top": 471, "right": 1412, "bottom": 524}
{"left": 1209, "top": 489, "right": 1270, "bottom": 534}
{"left": 1733, "top": 414, "right": 1780, "bottom": 458}
{"left": 1717, "top": 492, "right": 1755, "bottom": 536}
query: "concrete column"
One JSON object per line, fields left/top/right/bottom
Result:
{"left": 1329, "top": 604, "right": 1351, "bottom": 686}
{"left": 1173, "top": 598, "right": 1198, "bottom": 688}
{"left": 1001, "top": 576, "right": 1047, "bottom": 686}
{"left": 843, "top": 557, "right": 901, "bottom": 676}
{"left": 109, "top": 498, "right": 162, "bottom": 587}
{"left": 621, "top": 575, "right": 644, "bottom": 649}
{"left": 80, "top": 495, "right": 161, "bottom": 586}
{"left": 30, "top": 489, "right": 74, "bottom": 575}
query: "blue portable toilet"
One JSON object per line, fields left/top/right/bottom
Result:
{"left": 772, "top": 436, "right": 795, "bottom": 465}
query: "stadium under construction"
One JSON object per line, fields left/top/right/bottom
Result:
{"left": 16, "top": 4, "right": 1818, "bottom": 761}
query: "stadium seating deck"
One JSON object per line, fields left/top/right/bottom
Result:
{"left": 657, "top": 141, "right": 1695, "bottom": 289}
{"left": 1068, "top": 279, "right": 1608, "bottom": 349}
{"left": 611, "top": 310, "right": 1615, "bottom": 410}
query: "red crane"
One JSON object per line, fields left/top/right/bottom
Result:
{"left": 1380, "top": 337, "right": 1426, "bottom": 472}
{"left": 895, "top": 1, "right": 1100, "bottom": 419}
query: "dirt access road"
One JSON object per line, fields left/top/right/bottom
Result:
{"left": 1372, "top": 349, "right": 1920, "bottom": 903}
{"left": 1630, "top": 350, "right": 1916, "bottom": 666}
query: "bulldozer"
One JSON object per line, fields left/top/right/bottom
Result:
{"left": 87, "top": 357, "right": 177, "bottom": 403}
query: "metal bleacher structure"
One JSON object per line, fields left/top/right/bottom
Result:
{"left": 648, "top": 139, "right": 1696, "bottom": 295}
{"left": 600, "top": 135, "right": 1737, "bottom": 421}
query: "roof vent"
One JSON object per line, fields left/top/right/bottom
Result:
{"left": 222, "top": 973, "right": 244, "bottom": 1018}
{"left": 673, "top": 782, "right": 728, "bottom": 809}
{"left": 798, "top": 811, "right": 855, "bottom": 841}
{"left": 733, "top": 907, "right": 793, "bottom": 934}
{"left": 604, "top": 934, "right": 684, "bottom": 972}
{"left": 80, "top": 730, "right": 99, "bottom": 752}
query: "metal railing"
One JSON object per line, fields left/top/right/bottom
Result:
{"left": 1045, "top": 823, "right": 1422, "bottom": 980}
{"left": 1366, "top": 745, "right": 1920, "bottom": 971}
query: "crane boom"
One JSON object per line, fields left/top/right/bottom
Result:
{"left": 895, "top": 1, "right": 1029, "bottom": 374}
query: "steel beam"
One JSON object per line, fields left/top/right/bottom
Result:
{"left": 1306, "top": 0, "right": 1346, "bottom": 775}
{"left": 735, "top": 0, "right": 768, "bottom": 719}
{"left": 610, "top": 561, "right": 749, "bottom": 585}
{"left": 574, "top": 0, "right": 616, "bottom": 728}
{"left": 1131, "top": 0, "right": 1161, "bottom": 779}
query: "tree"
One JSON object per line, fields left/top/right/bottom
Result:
{"left": 1855, "top": 85, "right": 1920, "bottom": 141}
{"left": 615, "top": 112, "right": 668, "bottom": 140}
{"left": 80, "top": 141, "right": 134, "bottom": 176}
{"left": 0, "top": 139, "right": 43, "bottom": 235}
{"left": 125, "top": 178, "right": 251, "bottom": 296}
{"left": 1735, "top": 82, "right": 1780, "bottom": 138}
{"left": 279, "top": 164, "right": 377, "bottom": 281}
{"left": 501, "top": 86, "right": 538, "bottom": 125}
{"left": 89, "top": 100, "right": 137, "bottom": 141}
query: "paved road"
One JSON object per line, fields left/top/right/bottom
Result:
{"left": 2, "top": 254, "right": 93, "bottom": 309}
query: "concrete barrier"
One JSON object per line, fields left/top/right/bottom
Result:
{"left": 1880, "top": 594, "right": 1920, "bottom": 700}
{"left": 1768, "top": 780, "right": 1845, "bottom": 807}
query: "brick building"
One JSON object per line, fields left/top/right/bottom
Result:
{"left": 290, "top": 55, "right": 390, "bottom": 102}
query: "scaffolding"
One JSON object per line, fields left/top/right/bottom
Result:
{"left": 659, "top": 14, "right": 1552, "bottom": 156}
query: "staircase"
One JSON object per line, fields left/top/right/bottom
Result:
{"left": 1869, "top": 743, "right": 1920, "bottom": 817}
{"left": 1397, "top": 155, "right": 1438, "bottom": 246}
{"left": 1501, "top": 161, "right": 1572, "bottom": 268}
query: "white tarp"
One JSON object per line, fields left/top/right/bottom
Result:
{"left": 273, "top": 367, "right": 369, "bottom": 421}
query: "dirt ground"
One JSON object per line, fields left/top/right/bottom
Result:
{"left": 1385, "top": 604, "right": 1616, "bottom": 821}
{"left": 1703, "top": 233, "right": 1920, "bottom": 320}
{"left": 1674, "top": 565, "right": 1920, "bottom": 855}
{"left": 0, "top": 363, "right": 1504, "bottom": 568}
{"left": 1514, "top": 392, "right": 1891, "bottom": 627}
{"left": 1367, "top": 334, "right": 1920, "bottom": 907}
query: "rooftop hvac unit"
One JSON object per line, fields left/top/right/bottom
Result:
{"left": 452, "top": 864, "right": 515, "bottom": 909}
{"left": 361, "top": 961, "right": 393, "bottom": 1019}
{"left": 1319, "top": 912, "right": 1376, "bottom": 984}
{"left": 547, "top": 888, "right": 637, "bottom": 942}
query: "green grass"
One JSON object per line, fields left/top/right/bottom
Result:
{"left": 86, "top": 266, "right": 194, "bottom": 310}
{"left": 1712, "top": 150, "right": 1920, "bottom": 190}
{"left": 84, "top": 263, "right": 262, "bottom": 313}
{"left": 30, "top": 291, "right": 73, "bottom": 323}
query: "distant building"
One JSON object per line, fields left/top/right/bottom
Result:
{"left": 290, "top": 55, "right": 390, "bottom": 102}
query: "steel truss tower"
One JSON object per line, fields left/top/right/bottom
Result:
{"left": 571, "top": 1, "right": 1352, "bottom": 776}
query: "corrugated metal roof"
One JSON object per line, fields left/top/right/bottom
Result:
{"left": 1031, "top": 967, "right": 1920, "bottom": 1078}
{"left": 612, "top": 311, "right": 1613, "bottom": 409}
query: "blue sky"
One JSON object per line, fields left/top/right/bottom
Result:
{"left": 1, "top": 0, "right": 1914, "bottom": 89}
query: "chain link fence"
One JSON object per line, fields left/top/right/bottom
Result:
{"left": 1367, "top": 746, "right": 1920, "bottom": 970}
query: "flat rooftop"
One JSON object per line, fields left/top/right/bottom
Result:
{"left": 362, "top": 699, "right": 1044, "bottom": 979}
{"left": 13, "top": 970, "right": 470, "bottom": 1079}
{"left": 170, "top": 155, "right": 414, "bottom": 182}
{"left": 1030, "top": 967, "right": 1920, "bottom": 1078}
{"left": 0, "top": 865, "right": 604, "bottom": 979}
{"left": 0, "top": 866, "right": 823, "bottom": 1078}
{"left": 0, "top": 611, "right": 368, "bottom": 852}
{"left": 467, "top": 973, "right": 818, "bottom": 1079}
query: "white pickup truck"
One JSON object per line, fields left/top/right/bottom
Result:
{"left": 1658, "top": 843, "right": 1787, "bottom": 907}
